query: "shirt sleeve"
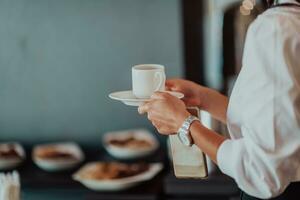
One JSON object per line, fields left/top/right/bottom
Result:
{"left": 217, "top": 12, "right": 300, "bottom": 199}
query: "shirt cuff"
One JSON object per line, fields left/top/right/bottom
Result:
{"left": 217, "top": 139, "right": 241, "bottom": 178}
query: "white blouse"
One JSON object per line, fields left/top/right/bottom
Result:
{"left": 217, "top": 0, "right": 300, "bottom": 198}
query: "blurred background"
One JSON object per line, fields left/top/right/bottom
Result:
{"left": 0, "top": 0, "right": 266, "bottom": 144}
{"left": 0, "top": 0, "right": 183, "bottom": 145}
{"left": 0, "top": 0, "right": 267, "bottom": 199}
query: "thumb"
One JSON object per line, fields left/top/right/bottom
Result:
{"left": 165, "top": 80, "right": 173, "bottom": 87}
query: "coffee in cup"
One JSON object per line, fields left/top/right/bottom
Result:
{"left": 132, "top": 64, "right": 166, "bottom": 98}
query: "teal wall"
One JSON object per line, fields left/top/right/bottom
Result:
{"left": 0, "top": 0, "right": 183, "bottom": 144}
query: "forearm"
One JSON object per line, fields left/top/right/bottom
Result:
{"left": 190, "top": 120, "right": 226, "bottom": 164}
{"left": 201, "top": 88, "right": 229, "bottom": 124}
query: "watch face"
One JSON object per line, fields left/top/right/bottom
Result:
{"left": 178, "top": 131, "right": 192, "bottom": 146}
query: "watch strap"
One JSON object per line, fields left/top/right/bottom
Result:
{"left": 177, "top": 115, "right": 200, "bottom": 146}
{"left": 179, "top": 115, "right": 200, "bottom": 132}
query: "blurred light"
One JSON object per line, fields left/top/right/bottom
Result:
{"left": 240, "top": 0, "right": 256, "bottom": 15}
{"left": 243, "top": 0, "right": 254, "bottom": 10}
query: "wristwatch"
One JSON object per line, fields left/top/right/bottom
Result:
{"left": 177, "top": 115, "right": 200, "bottom": 146}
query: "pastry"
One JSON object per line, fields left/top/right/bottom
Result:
{"left": 0, "top": 144, "right": 22, "bottom": 159}
{"left": 80, "top": 162, "right": 149, "bottom": 180}
{"left": 108, "top": 134, "right": 153, "bottom": 149}
{"left": 35, "top": 146, "right": 77, "bottom": 160}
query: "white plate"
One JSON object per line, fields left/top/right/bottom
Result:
{"left": 73, "top": 162, "right": 163, "bottom": 191}
{"left": 103, "top": 129, "right": 159, "bottom": 159}
{"left": 32, "top": 142, "right": 84, "bottom": 172}
{"left": 0, "top": 142, "right": 26, "bottom": 170}
{"left": 108, "top": 90, "right": 184, "bottom": 106}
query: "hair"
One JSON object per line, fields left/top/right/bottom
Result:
{"left": 268, "top": 0, "right": 275, "bottom": 6}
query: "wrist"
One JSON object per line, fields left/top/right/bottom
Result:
{"left": 189, "top": 120, "right": 203, "bottom": 139}
{"left": 197, "top": 86, "right": 210, "bottom": 110}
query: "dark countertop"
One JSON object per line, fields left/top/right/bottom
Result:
{"left": 18, "top": 146, "right": 166, "bottom": 200}
{"left": 164, "top": 169, "right": 239, "bottom": 198}
{"left": 2, "top": 145, "right": 239, "bottom": 200}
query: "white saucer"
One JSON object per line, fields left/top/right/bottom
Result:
{"left": 109, "top": 90, "right": 184, "bottom": 106}
{"left": 32, "top": 142, "right": 85, "bottom": 172}
{"left": 73, "top": 162, "right": 163, "bottom": 191}
{"left": 103, "top": 129, "right": 159, "bottom": 159}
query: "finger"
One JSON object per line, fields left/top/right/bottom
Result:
{"left": 165, "top": 79, "right": 175, "bottom": 87}
{"left": 138, "top": 103, "right": 150, "bottom": 114}
{"left": 147, "top": 112, "right": 154, "bottom": 121}
{"left": 182, "top": 98, "right": 199, "bottom": 107}
{"left": 165, "top": 80, "right": 176, "bottom": 91}
{"left": 151, "top": 120, "right": 159, "bottom": 128}
{"left": 165, "top": 84, "right": 171, "bottom": 91}
{"left": 166, "top": 79, "right": 178, "bottom": 91}
{"left": 182, "top": 97, "right": 193, "bottom": 106}
{"left": 166, "top": 78, "right": 179, "bottom": 87}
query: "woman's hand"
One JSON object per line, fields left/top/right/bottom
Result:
{"left": 138, "top": 92, "right": 190, "bottom": 135}
{"left": 166, "top": 79, "right": 229, "bottom": 123}
{"left": 166, "top": 79, "right": 208, "bottom": 109}
{"left": 138, "top": 92, "right": 226, "bottom": 165}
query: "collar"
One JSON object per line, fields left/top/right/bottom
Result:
{"left": 277, "top": 0, "right": 300, "bottom": 4}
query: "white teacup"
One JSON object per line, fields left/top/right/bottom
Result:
{"left": 132, "top": 64, "right": 166, "bottom": 99}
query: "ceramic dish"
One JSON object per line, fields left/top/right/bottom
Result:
{"left": 32, "top": 142, "right": 84, "bottom": 172}
{"left": 73, "top": 162, "right": 163, "bottom": 191}
{"left": 109, "top": 90, "right": 184, "bottom": 106}
{"left": 103, "top": 129, "right": 159, "bottom": 159}
{"left": 0, "top": 142, "right": 26, "bottom": 170}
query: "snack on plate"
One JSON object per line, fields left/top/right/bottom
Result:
{"left": 35, "top": 146, "right": 77, "bottom": 160}
{"left": 73, "top": 162, "right": 163, "bottom": 191}
{"left": 0, "top": 144, "right": 22, "bottom": 159}
{"left": 108, "top": 135, "right": 153, "bottom": 149}
{"left": 78, "top": 162, "right": 150, "bottom": 180}
{"left": 103, "top": 129, "right": 159, "bottom": 159}
{"left": 32, "top": 142, "right": 84, "bottom": 172}
{"left": 0, "top": 143, "right": 26, "bottom": 170}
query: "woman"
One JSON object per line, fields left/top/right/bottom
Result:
{"left": 138, "top": 0, "right": 300, "bottom": 199}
